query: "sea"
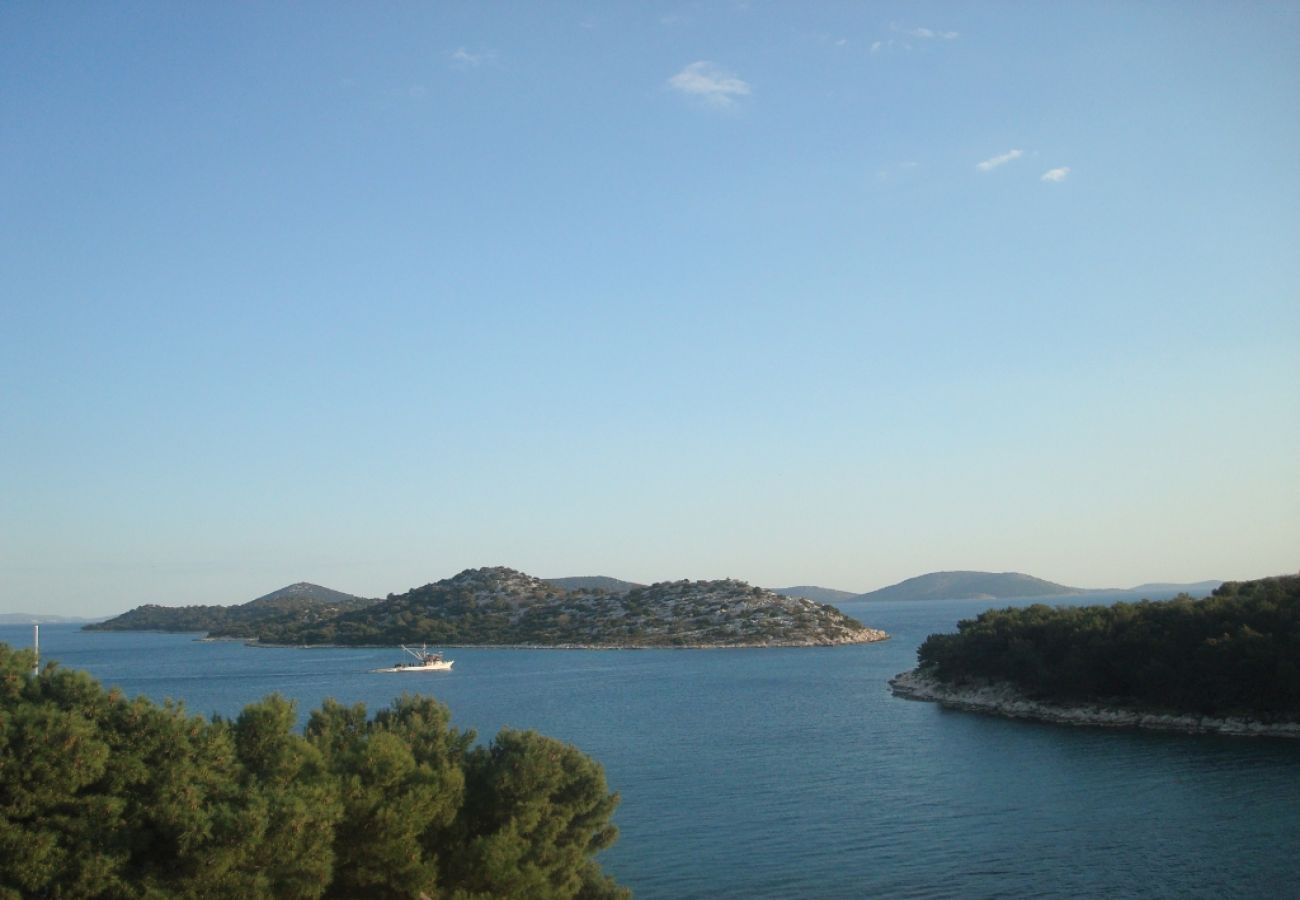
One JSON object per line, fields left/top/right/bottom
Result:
{"left": 5, "top": 596, "right": 1299, "bottom": 899}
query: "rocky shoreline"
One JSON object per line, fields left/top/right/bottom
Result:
{"left": 889, "top": 669, "right": 1300, "bottom": 740}
{"left": 223, "top": 627, "right": 889, "bottom": 651}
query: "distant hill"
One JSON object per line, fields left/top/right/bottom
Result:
{"left": 771, "top": 586, "right": 858, "bottom": 604}
{"left": 0, "top": 613, "right": 103, "bottom": 625}
{"left": 85, "top": 583, "right": 376, "bottom": 635}
{"left": 852, "top": 571, "right": 1085, "bottom": 603}
{"left": 543, "top": 576, "right": 644, "bottom": 594}
{"left": 245, "top": 566, "right": 887, "bottom": 648}
{"left": 247, "top": 582, "right": 373, "bottom": 610}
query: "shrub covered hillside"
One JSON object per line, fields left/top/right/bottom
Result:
{"left": 241, "top": 566, "right": 883, "bottom": 648}
{"left": 0, "top": 644, "right": 627, "bottom": 899}
{"left": 915, "top": 574, "right": 1300, "bottom": 718}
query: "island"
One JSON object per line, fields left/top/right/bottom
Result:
{"left": 890, "top": 574, "right": 1300, "bottom": 738}
{"left": 770, "top": 585, "right": 859, "bottom": 604}
{"left": 81, "top": 566, "right": 878, "bottom": 648}
{"left": 850, "top": 570, "right": 1087, "bottom": 603}
{"left": 0, "top": 613, "right": 103, "bottom": 625}
{"left": 231, "top": 567, "right": 886, "bottom": 648}
{"left": 85, "top": 582, "right": 377, "bottom": 636}
{"left": 845, "top": 570, "right": 1222, "bottom": 603}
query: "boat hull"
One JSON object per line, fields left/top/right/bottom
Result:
{"left": 370, "top": 661, "right": 454, "bottom": 673}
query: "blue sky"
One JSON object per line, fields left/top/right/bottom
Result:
{"left": 3, "top": 3, "right": 1297, "bottom": 615}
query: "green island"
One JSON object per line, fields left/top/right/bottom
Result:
{"left": 83, "top": 582, "right": 376, "bottom": 636}
{"left": 0, "top": 642, "right": 626, "bottom": 899}
{"left": 891, "top": 574, "right": 1300, "bottom": 738}
{"left": 91, "top": 567, "right": 887, "bottom": 648}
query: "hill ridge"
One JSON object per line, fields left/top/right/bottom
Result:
{"left": 238, "top": 568, "right": 887, "bottom": 648}
{"left": 852, "top": 570, "right": 1083, "bottom": 603}
{"left": 771, "top": 585, "right": 858, "bottom": 604}
{"left": 85, "top": 582, "right": 376, "bottom": 634}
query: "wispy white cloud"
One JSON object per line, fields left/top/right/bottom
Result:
{"left": 875, "top": 160, "right": 921, "bottom": 183}
{"left": 1041, "top": 167, "right": 1071, "bottom": 182}
{"left": 976, "top": 149, "right": 1024, "bottom": 172}
{"left": 901, "top": 26, "right": 959, "bottom": 40}
{"left": 873, "top": 25, "right": 958, "bottom": 54}
{"left": 449, "top": 47, "right": 495, "bottom": 68}
{"left": 667, "top": 61, "right": 751, "bottom": 108}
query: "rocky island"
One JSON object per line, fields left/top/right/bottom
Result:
{"left": 88, "top": 566, "right": 886, "bottom": 648}
{"left": 85, "top": 582, "right": 377, "bottom": 635}
{"left": 891, "top": 574, "right": 1300, "bottom": 738}
{"left": 236, "top": 567, "right": 886, "bottom": 648}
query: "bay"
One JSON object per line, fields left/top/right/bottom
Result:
{"left": 6, "top": 597, "right": 1299, "bottom": 898}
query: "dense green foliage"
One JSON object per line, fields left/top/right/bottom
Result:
{"left": 0, "top": 643, "right": 626, "bottom": 899}
{"left": 916, "top": 575, "right": 1300, "bottom": 718}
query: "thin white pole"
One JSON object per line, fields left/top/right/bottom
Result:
{"left": 32, "top": 624, "right": 39, "bottom": 678}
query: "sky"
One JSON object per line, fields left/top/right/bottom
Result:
{"left": 2, "top": 2, "right": 1297, "bottom": 616}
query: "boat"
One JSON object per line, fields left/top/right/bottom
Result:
{"left": 371, "top": 644, "right": 454, "bottom": 673}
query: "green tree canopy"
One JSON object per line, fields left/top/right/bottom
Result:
{"left": 0, "top": 644, "right": 627, "bottom": 899}
{"left": 915, "top": 574, "right": 1300, "bottom": 718}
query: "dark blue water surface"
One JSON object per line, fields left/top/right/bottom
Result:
{"left": 7, "top": 598, "right": 1299, "bottom": 898}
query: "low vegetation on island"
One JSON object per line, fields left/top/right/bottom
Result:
{"left": 86, "top": 567, "right": 885, "bottom": 648}
{"left": 0, "top": 642, "right": 626, "bottom": 899}
{"left": 234, "top": 567, "right": 884, "bottom": 648}
{"left": 84, "top": 582, "right": 376, "bottom": 637}
{"left": 893, "top": 574, "right": 1300, "bottom": 734}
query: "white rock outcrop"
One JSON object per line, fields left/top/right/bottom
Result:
{"left": 889, "top": 669, "right": 1300, "bottom": 740}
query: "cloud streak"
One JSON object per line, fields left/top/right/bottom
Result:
{"left": 873, "top": 26, "right": 959, "bottom": 54}
{"left": 976, "top": 149, "right": 1023, "bottom": 172}
{"left": 1041, "top": 167, "right": 1071, "bottom": 182}
{"left": 449, "top": 47, "right": 495, "bottom": 68}
{"left": 900, "top": 26, "right": 959, "bottom": 40}
{"left": 667, "top": 61, "right": 751, "bottom": 108}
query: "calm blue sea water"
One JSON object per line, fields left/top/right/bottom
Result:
{"left": 6, "top": 598, "right": 1299, "bottom": 899}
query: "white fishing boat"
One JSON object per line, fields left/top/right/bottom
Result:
{"left": 371, "top": 644, "right": 454, "bottom": 673}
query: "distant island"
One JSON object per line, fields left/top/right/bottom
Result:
{"left": 846, "top": 571, "right": 1223, "bottom": 603}
{"left": 769, "top": 585, "right": 859, "bottom": 604}
{"left": 891, "top": 574, "right": 1300, "bottom": 738}
{"left": 90, "top": 567, "right": 886, "bottom": 648}
{"left": 0, "top": 613, "right": 103, "bottom": 625}
{"left": 852, "top": 571, "right": 1086, "bottom": 603}
{"left": 85, "top": 582, "right": 377, "bottom": 635}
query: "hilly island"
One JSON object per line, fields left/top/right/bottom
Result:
{"left": 851, "top": 570, "right": 1085, "bottom": 603}
{"left": 89, "top": 567, "right": 886, "bottom": 648}
{"left": 891, "top": 574, "right": 1300, "bottom": 738}
{"left": 84, "top": 582, "right": 376, "bottom": 635}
